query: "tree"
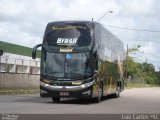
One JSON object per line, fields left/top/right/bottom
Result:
{"left": 142, "top": 63, "right": 156, "bottom": 84}
{"left": 124, "top": 45, "right": 142, "bottom": 82}
{"left": 124, "top": 45, "right": 158, "bottom": 84}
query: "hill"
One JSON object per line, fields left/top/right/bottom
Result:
{"left": 0, "top": 41, "right": 41, "bottom": 58}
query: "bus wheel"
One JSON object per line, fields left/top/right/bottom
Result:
{"left": 113, "top": 86, "right": 120, "bottom": 98}
{"left": 95, "top": 83, "right": 103, "bottom": 103}
{"left": 52, "top": 97, "right": 60, "bottom": 103}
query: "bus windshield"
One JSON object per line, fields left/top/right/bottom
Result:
{"left": 44, "top": 52, "right": 93, "bottom": 79}
{"left": 44, "top": 24, "right": 92, "bottom": 47}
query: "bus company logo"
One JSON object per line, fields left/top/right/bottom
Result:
{"left": 62, "top": 86, "right": 66, "bottom": 90}
{"left": 60, "top": 48, "right": 73, "bottom": 53}
{"left": 57, "top": 38, "right": 77, "bottom": 45}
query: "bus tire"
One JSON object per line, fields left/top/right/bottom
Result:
{"left": 113, "top": 86, "right": 120, "bottom": 98}
{"left": 52, "top": 97, "right": 60, "bottom": 103}
{"left": 95, "top": 82, "right": 103, "bottom": 103}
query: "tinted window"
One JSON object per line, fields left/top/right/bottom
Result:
{"left": 44, "top": 24, "right": 92, "bottom": 47}
{"left": 44, "top": 52, "right": 93, "bottom": 79}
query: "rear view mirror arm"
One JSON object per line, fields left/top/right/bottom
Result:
{"left": 32, "top": 44, "right": 42, "bottom": 59}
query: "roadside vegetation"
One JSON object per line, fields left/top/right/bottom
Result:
{"left": 124, "top": 45, "right": 160, "bottom": 87}
{"left": 0, "top": 87, "right": 39, "bottom": 95}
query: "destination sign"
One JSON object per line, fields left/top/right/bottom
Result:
{"left": 52, "top": 26, "right": 86, "bottom": 30}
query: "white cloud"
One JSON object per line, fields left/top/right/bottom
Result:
{"left": 0, "top": 0, "right": 24, "bottom": 15}
{"left": 0, "top": 22, "right": 41, "bottom": 47}
{"left": 121, "top": 0, "right": 154, "bottom": 15}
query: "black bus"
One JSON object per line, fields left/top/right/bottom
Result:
{"left": 32, "top": 21, "right": 124, "bottom": 103}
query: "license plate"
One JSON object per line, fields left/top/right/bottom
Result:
{"left": 60, "top": 92, "right": 69, "bottom": 96}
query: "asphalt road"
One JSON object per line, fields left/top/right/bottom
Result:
{"left": 0, "top": 88, "right": 160, "bottom": 114}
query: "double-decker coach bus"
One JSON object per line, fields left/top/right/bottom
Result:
{"left": 32, "top": 21, "right": 124, "bottom": 103}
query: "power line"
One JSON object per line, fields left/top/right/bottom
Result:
{"left": 103, "top": 24, "right": 160, "bottom": 33}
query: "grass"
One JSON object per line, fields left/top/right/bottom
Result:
{"left": 0, "top": 84, "right": 159, "bottom": 95}
{"left": 0, "top": 41, "right": 41, "bottom": 58}
{"left": 126, "top": 83, "right": 160, "bottom": 89}
{"left": 0, "top": 87, "right": 39, "bottom": 95}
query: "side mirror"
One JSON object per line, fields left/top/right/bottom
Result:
{"left": 0, "top": 50, "right": 3, "bottom": 56}
{"left": 32, "top": 44, "right": 42, "bottom": 59}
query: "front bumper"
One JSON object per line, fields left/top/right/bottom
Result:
{"left": 40, "top": 80, "right": 95, "bottom": 98}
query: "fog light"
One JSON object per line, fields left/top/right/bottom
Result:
{"left": 44, "top": 79, "right": 50, "bottom": 84}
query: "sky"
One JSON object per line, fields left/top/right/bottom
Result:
{"left": 0, "top": 0, "right": 160, "bottom": 70}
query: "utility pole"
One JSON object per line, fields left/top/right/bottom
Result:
{"left": 125, "top": 44, "right": 129, "bottom": 81}
{"left": 97, "top": 10, "right": 113, "bottom": 22}
{"left": 144, "top": 57, "right": 147, "bottom": 81}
